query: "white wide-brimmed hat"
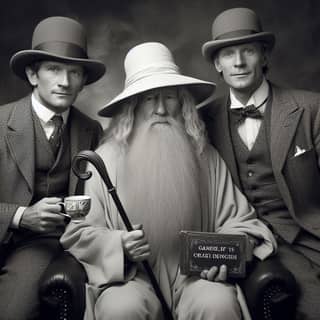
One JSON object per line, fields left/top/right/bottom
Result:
{"left": 10, "top": 16, "right": 106, "bottom": 85}
{"left": 98, "top": 42, "right": 216, "bottom": 117}
{"left": 202, "top": 8, "right": 275, "bottom": 61}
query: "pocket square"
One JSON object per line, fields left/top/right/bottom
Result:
{"left": 294, "top": 145, "right": 306, "bottom": 157}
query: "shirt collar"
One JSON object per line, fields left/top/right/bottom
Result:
{"left": 31, "top": 94, "right": 70, "bottom": 124}
{"left": 230, "top": 78, "right": 269, "bottom": 110}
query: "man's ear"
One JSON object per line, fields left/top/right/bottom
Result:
{"left": 25, "top": 66, "right": 38, "bottom": 87}
{"left": 79, "top": 72, "right": 88, "bottom": 92}
{"left": 214, "top": 57, "right": 222, "bottom": 73}
{"left": 262, "top": 51, "right": 270, "bottom": 69}
{"left": 261, "top": 45, "right": 271, "bottom": 68}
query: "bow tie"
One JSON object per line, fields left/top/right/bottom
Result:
{"left": 231, "top": 97, "right": 268, "bottom": 124}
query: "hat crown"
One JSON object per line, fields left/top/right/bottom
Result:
{"left": 31, "top": 16, "right": 87, "bottom": 58}
{"left": 212, "top": 8, "right": 263, "bottom": 40}
{"left": 124, "top": 42, "right": 180, "bottom": 88}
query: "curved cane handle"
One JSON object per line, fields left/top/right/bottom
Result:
{"left": 71, "top": 150, "right": 132, "bottom": 230}
{"left": 72, "top": 150, "right": 113, "bottom": 190}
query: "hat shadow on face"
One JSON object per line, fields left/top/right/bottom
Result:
{"left": 98, "top": 42, "right": 216, "bottom": 117}
{"left": 202, "top": 8, "right": 275, "bottom": 62}
{"left": 10, "top": 16, "right": 106, "bottom": 85}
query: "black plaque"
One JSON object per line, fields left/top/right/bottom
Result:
{"left": 180, "top": 231, "right": 247, "bottom": 278}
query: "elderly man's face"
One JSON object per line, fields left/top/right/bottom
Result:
{"left": 119, "top": 86, "right": 200, "bottom": 271}
{"left": 214, "top": 42, "right": 267, "bottom": 97}
{"left": 135, "top": 87, "right": 182, "bottom": 127}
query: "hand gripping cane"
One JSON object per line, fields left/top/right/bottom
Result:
{"left": 72, "top": 150, "right": 174, "bottom": 320}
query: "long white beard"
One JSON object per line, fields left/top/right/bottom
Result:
{"left": 117, "top": 117, "right": 202, "bottom": 282}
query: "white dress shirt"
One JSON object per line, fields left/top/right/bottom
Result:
{"left": 230, "top": 78, "right": 269, "bottom": 151}
{"left": 31, "top": 94, "right": 69, "bottom": 139}
{"left": 11, "top": 94, "right": 70, "bottom": 228}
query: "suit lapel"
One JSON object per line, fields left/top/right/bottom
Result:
{"left": 68, "top": 107, "right": 94, "bottom": 194}
{"left": 6, "top": 96, "right": 35, "bottom": 193}
{"left": 270, "top": 85, "right": 303, "bottom": 172}
{"left": 205, "top": 96, "right": 241, "bottom": 187}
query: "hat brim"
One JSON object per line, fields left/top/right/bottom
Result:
{"left": 202, "top": 32, "right": 275, "bottom": 61}
{"left": 10, "top": 50, "right": 106, "bottom": 85}
{"left": 98, "top": 74, "right": 216, "bottom": 117}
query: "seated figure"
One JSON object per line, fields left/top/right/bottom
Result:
{"left": 61, "top": 42, "right": 276, "bottom": 320}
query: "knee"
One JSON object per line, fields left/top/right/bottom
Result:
{"left": 179, "top": 282, "right": 241, "bottom": 320}
{"left": 95, "top": 295, "right": 138, "bottom": 319}
{"left": 195, "top": 285, "right": 240, "bottom": 319}
{"left": 95, "top": 287, "right": 160, "bottom": 320}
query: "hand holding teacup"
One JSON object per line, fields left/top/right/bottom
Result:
{"left": 58, "top": 195, "right": 91, "bottom": 223}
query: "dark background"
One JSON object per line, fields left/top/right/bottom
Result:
{"left": 1, "top": 0, "right": 319, "bottom": 127}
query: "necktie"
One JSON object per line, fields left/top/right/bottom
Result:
{"left": 231, "top": 97, "right": 268, "bottom": 124}
{"left": 49, "top": 115, "right": 64, "bottom": 156}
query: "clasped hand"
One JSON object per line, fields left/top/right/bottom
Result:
{"left": 20, "top": 197, "right": 67, "bottom": 233}
{"left": 200, "top": 265, "right": 228, "bottom": 282}
{"left": 121, "top": 224, "right": 151, "bottom": 263}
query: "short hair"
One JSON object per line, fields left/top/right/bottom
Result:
{"left": 28, "top": 61, "right": 42, "bottom": 73}
{"left": 103, "top": 87, "right": 208, "bottom": 155}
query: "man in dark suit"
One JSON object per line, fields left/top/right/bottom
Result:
{"left": 0, "top": 16, "right": 105, "bottom": 319}
{"left": 200, "top": 7, "right": 320, "bottom": 320}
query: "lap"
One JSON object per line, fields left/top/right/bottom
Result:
{"left": 0, "top": 237, "right": 62, "bottom": 320}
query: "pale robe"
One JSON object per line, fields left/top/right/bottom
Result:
{"left": 61, "top": 142, "right": 277, "bottom": 320}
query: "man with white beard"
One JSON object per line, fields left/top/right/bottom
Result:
{"left": 61, "top": 42, "right": 277, "bottom": 320}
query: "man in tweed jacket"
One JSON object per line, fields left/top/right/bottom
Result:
{"left": 0, "top": 16, "right": 105, "bottom": 319}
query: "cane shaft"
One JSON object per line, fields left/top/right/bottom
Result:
{"left": 72, "top": 150, "right": 174, "bottom": 320}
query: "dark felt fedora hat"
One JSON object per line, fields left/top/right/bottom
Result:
{"left": 202, "top": 8, "right": 275, "bottom": 61}
{"left": 10, "top": 16, "right": 106, "bottom": 85}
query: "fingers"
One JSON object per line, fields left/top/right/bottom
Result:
{"left": 207, "top": 266, "right": 219, "bottom": 281}
{"left": 201, "top": 265, "right": 228, "bottom": 282}
{"left": 122, "top": 232, "right": 148, "bottom": 254}
{"left": 37, "top": 212, "right": 67, "bottom": 230}
{"left": 132, "top": 224, "right": 143, "bottom": 231}
{"left": 125, "top": 236, "right": 148, "bottom": 251}
{"left": 41, "top": 197, "right": 63, "bottom": 204}
{"left": 200, "top": 269, "right": 209, "bottom": 279}
{"left": 122, "top": 226, "right": 151, "bottom": 262}
{"left": 215, "top": 264, "right": 227, "bottom": 282}
{"left": 124, "top": 242, "right": 151, "bottom": 262}
{"left": 45, "top": 211, "right": 68, "bottom": 223}
{"left": 128, "top": 243, "right": 151, "bottom": 262}
{"left": 122, "top": 227, "right": 145, "bottom": 244}
{"left": 35, "top": 198, "right": 64, "bottom": 214}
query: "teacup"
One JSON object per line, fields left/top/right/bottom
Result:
{"left": 59, "top": 195, "right": 91, "bottom": 222}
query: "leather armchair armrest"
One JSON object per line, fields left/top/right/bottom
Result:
{"left": 39, "top": 251, "right": 87, "bottom": 320}
{"left": 239, "top": 256, "right": 298, "bottom": 320}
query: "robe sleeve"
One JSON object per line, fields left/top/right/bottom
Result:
{"left": 61, "top": 156, "right": 128, "bottom": 288}
{"left": 204, "top": 145, "right": 277, "bottom": 260}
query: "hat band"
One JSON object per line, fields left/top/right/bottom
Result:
{"left": 34, "top": 41, "right": 88, "bottom": 59}
{"left": 125, "top": 64, "right": 180, "bottom": 88}
{"left": 215, "top": 29, "right": 259, "bottom": 40}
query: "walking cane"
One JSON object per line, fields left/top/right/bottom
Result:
{"left": 72, "top": 150, "right": 174, "bottom": 320}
